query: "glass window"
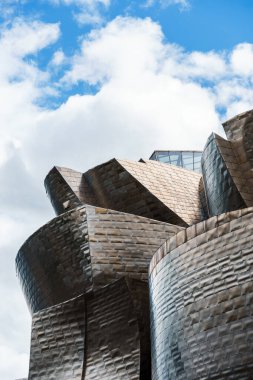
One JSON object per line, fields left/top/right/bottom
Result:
{"left": 169, "top": 152, "right": 182, "bottom": 166}
{"left": 157, "top": 152, "right": 170, "bottom": 163}
{"left": 193, "top": 152, "right": 202, "bottom": 172}
{"left": 150, "top": 150, "right": 202, "bottom": 172}
{"left": 182, "top": 152, "right": 194, "bottom": 170}
{"left": 150, "top": 152, "right": 157, "bottom": 160}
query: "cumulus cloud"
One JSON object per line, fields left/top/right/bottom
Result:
{"left": 24, "top": 16, "right": 220, "bottom": 179}
{"left": 231, "top": 43, "right": 253, "bottom": 77}
{"left": 2, "top": 14, "right": 253, "bottom": 380}
{"left": 0, "top": 19, "right": 60, "bottom": 166}
{"left": 0, "top": 18, "right": 60, "bottom": 380}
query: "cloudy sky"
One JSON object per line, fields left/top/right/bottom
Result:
{"left": 1, "top": 0, "right": 253, "bottom": 378}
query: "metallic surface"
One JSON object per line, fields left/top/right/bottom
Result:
{"left": 29, "top": 294, "right": 86, "bottom": 380}
{"left": 222, "top": 109, "right": 253, "bottom": 207}
{"left": 16, "top": 204, "right": 181, "bottom": 314}
{"left": 150, "top": 208, "right": 253, "bottom": 379}
{"left": 45, "top": 158, "right": 203, "bottom": 226}
{"left": 28, "top": 278, "right": 150, "bottom": 380}
{"left": 201, "top": 133, "right": 245, "bottom": 216}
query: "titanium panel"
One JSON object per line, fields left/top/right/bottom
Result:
{"left": 44, "top": 166, "right": 83, "bottom": 215}
{"left": 84, "top": 278, "right": 150, "bottom": 380}
{"left": 222, "top": 109, "right": 253, "bottom": 206}
{"left": 29, "top": 294, "right": 85, "bottom": 380}
{"left": 149, "top": 208, "right": 253, "bottom": 380}
{"left": 16, "top": 204, "right": 181, "bottom": 313}
{"left": 45, "top": 158, "right": 204, "bottom": 226}
{"left": 28, "top": 278, "right": 150, "bottom": 380}
{"left": 201, "top": 133, "right": 245, "bottom": 216}
{"left": 16, "top": 206, "right": 91, "bottom": 313}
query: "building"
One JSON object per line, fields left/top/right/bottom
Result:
{"left": 16, "top": 109, "right": 253, "bottom": 379}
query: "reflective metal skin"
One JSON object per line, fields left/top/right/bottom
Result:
{"left": 17, "top": 205, "right": 181, "bottom": 314}
{"left": 17, "top": 179, "right": 183, "bottom": 378}
{"left": 45, "top": 159, "right": 203, "bottom": 226}
{"left": 16, "top": 109, "right": 253, "bottom": 379}
{"left": 201, "top": 133, "right": 246, "bottom": 216}
{"left": 150, "top": 208, "right": 253, "bottom": 379}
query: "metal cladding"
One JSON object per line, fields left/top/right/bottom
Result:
{"left": 45, "top": 158, "right": 203, "bottom": 226}
{"left": 202, "top": 109, "right": 253, "bottom": 217}
{"left": 29, "top": 279, "right": 151, "bottom": 380}
{"left": 149, "top": 208, "right": 253, "bottom": 379}
{"left": 16, "top": 108, "right": 253, "bottom": 379}
{"left": 17, "top": 204, "right": 181, "bottom": 314}
{"left": 29, "top": 294, "right": 86, "bottom": 379}
{"left": 201, "top": 133, "right": 246, "bottom": 216}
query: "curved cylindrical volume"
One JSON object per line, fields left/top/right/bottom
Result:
{"left": 16, "top": 206, "right": 92, "bottom": 313}
{"left": 29, "top": 294, "right": 86, "bottom": 380}
{"left": 16, "top": 203, "right": 181, "bottom": 314}
{"left": 44, "top": 166, "right": 83, "bottom": 215}
{"left": 149, "top": 208, "right": 253, "bottom": 380}
{"left": 28, "top": 278, "right": 151, "bottom": 380}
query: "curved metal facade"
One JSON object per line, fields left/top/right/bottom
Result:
{"left": 201, "top": 133, "right": 246, "bottom": 216}
{"left": 149, "top": 208, "right": 253, "bottom": 379}
{"left": 29, "top": 279, "right": 151, "bottom": 380}
{"left": 17, "top": 204, "right": 181, "bottom": 314}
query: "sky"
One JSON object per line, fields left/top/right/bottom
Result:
{"left": 1, "top": 0, "right": 253, "bottom": 378}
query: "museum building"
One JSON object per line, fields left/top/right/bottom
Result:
{"left": 16, "top": 109, "right": 253, "bottom": 379}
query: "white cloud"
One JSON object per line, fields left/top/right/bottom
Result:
{"left": 51, "top": 50, "right": 66, "bottom": 66}
{"left": 0, "top": 345, "right": 29, "bottom": 380}
{"left": 163, "top": 50, "right": 227, "bottom": 80}
{"left": 0, "top": 19, "right": 59, "bottom": 84}
{"left": 0, "top": 18, "right": 60, "bottom": 380}
{"left": 231, "top": 43, "right": 253, "bottom": 77}
{"left": 0, "top": 19, "right": 60, "bottom": 168}
{"left": 144, "top": 0, "right": 190, "bottom": 10}
{"left": 161, "top": 0, "right": 189, "bottom": 8}
{"left": 27, "top": 16, "right": 220, "bottom": 176}
{"left": 64, "top": 17, "right": 164, "bottom": 84}
{"left": 50, "top": 0, "right": 191, "bottom": 23}
{"left": 50, "top": 0, "right": 111, "bottom": 25}
{"left": 2, "top": 15, "right": 253, "bottom": 380}
{"left": 0, "top": 19, "right": 59, "bottom": 58}
{"left": 0, "top": 0, "right": 28, "bottom": 19}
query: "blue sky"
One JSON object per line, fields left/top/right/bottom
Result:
{"left": 2, "top": 0, "right": 253, "bottom": 107}
{"left": 1, "top": 1, "right": 253, "bottom": 379}
{"left": 4, "top": 0, "right": 253, "bottom": 51}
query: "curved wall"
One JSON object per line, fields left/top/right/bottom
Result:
{"left": 29, "top": 294, "right": 86, "bottom": 380}
{"left": 149, "top": 208, "right": 253, "bottom": 379}
{"left": 201, "top": 133, "right": 245, "bottom": 216}
{"left": 16, "top": 206, "right": 91, "bottom": 313}
{"left": 44, "top": 166, "right": 83, "bottom": 215}
{"left": 16, "top": 204, "right": 181, "bottom": 314}
{"left": 29, "top": 278, "right": 151, "bottom": 380}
